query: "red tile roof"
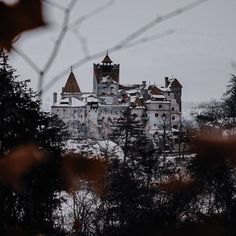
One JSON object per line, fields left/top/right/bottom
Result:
{"left": 170, "top": 79, "right": 182, "bottom": 88}
{"left": 63, "top": 72, "right": 81, "bottom": 93}
{"left": 149, "top": 85, "right": 163, "bottom": 95}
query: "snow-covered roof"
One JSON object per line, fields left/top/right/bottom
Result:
{"left": 160, "top": 87, "right": 171, "bottom": 92}
{"left": 87, "top": 96, "right": 99, "bottom": 103}
{"left": 120, "top": 84, "right": 140, "bottom": 88}
{"left": 151, "top": 94, "right": 166, "bottom": 99}
{"left": 126, "top": 89, "right": 140, "bottom": 94}
{"left": 81, "top": 93, "right": 96, "bottom": 98}
{"left": 53, "top": 97, "right": 86, "bottom": 107}
{"left": 145, "top": 100, "right": 170, "bottom": 104}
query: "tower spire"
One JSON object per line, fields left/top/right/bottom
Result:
{"left": 63, "top": 69, "right": 81, "bottom": 93}
{"left": 101, "top": 51, "right": 113, "bottom": 64}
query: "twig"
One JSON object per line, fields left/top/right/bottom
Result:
{"left": 113, "top": 0, "right": 208, "bottom": 48}
{"left": 121, "top": 30, "right": 174, "bottom": 50}
{"left": 38, "top": 0, "right": 77, "bottom": 97}
{"left": 12, "top": 47, "right": 41, "bottom": 73}
{"left": 42, "top": 0, "right": 209, "bottom": 95}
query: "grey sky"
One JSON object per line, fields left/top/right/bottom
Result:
{"left": 9, "top": 0, "right": 236, "bottom": 110}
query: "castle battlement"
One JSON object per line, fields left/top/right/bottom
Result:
{"left": 51, "top": 53, "right": 182, "bottom": 150}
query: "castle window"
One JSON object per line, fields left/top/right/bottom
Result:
{"left": 172, "top": 116, "right": 175, "bottom": 120}
{"left": 154, "top": 124, "right": 156, "bottom": 126}
{"left": 159, "top": 105, "right": 162, "bottom": 109}
{"left": 172, "top": 107, "right": 174, "bottom": 111}
{"left": 155, "top": 113, "right": 158, "bottom": 117}
{"left": 162, "top": 113, "right": 166, "bottom": 118}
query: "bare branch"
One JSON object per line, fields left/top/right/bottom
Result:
{"left": 42, "top": 0, "right": 209, "bottom": 95}
{"left": 113, "top": 0, "right": 208, "bottom": 48}
{"left": 122, "top": 30, "right": 174, "bottom": 50}
{"left": 12, "top": 47, "right": 41, "bottom": 74}
{"left": 38, "top": 0, "right": 77, "bottom": 97}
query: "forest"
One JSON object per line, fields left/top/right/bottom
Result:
{"left": 1, "top": 49, "right": 236, "bottom": 235}
{"left": 1, "top": 0, "right": 236, "bottom": 235}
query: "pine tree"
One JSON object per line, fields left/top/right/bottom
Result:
{"left": 224, "top": 74, "right": 236, "bottom": 125}
{"left": 0, "top": 50, "right": 68, "bottom": 235}
{"left": 96, "top": 108, "right": 161, "bottom": 236}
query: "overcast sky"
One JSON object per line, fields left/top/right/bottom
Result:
{"left": 8, "top": 0, "right": 236, "bottom": 110}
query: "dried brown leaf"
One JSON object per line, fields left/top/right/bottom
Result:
{"left": 0, "top": 144, "right": 46, "bottom": 191}
{"left": 193, "top": 134, "right": 236, "bottom": 168}
{"left": 62, "top": 153, "right": 106, "bottom": 195}
{"left": 160, "top": 177, "right": 195, "bottom": 194}
{"left": 0, "top": 0, "right": 46, "bottom": 50}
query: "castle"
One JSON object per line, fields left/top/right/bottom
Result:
{"left": 51, "top": 53, "right": 182, "bottom": 150}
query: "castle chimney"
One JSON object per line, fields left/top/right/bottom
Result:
{"left": 165, "top": 77, "right": 170, "bottom": 88}
{"left": 53, "top": 92, "right": 57, "bottom": 104}
{"left": 69, "top": 97, "right": 72, "bottom": 106}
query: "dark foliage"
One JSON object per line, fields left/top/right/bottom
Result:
{"left": 0, "top": 50, "right": 68, "bottom": 235}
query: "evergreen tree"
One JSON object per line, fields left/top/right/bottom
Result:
{"left": 0, "top": 50, "right": 68, "bottom": 235}
{"left": 184, "top": 136, "right": 236, "bottom": 235}
{"left": 224, "top": 74, "right": 236, "bottom": 126}
{"left": 97, "top": 108, "right": 161, "bottom": 236}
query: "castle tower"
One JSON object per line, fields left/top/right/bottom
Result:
{"left": 61, "top": 67, "right": 82, "bottom": 99}
{"left": 165, "top": 77, "right": 182, "bottom": 112}
{"left": 93, "top": 52, "right": 120, "bottom": 104}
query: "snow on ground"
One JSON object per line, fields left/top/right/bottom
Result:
{"left": 65, "top": 138, "right": 124, "bottom": 160}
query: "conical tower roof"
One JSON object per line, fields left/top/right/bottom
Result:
{"left": 63, "top": 70, "right": 81, "bottom": 93}
{"left": 101, "top": 51, "right": 113, "bottom": 64}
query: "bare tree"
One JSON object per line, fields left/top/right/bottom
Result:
{"left": 8, "top": 0, "right": 209, "bottom": 98}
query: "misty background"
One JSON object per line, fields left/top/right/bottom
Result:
{"left": 8, "top": 0, "right": 236, "bottom": 112}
